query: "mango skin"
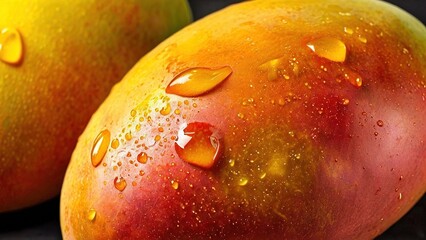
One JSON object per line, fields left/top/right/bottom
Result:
{"left": 60, "top": 0, "right": 426, "bottom": 239}
{"left": 0, "top": 0, "right": 191, "bottom": 212}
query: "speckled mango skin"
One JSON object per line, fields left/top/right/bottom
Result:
{"left": 0, "top": 0, "right": 192, "bottom": 212}
{"left": 60, "top": 0, "right": 426, "bottom": 239}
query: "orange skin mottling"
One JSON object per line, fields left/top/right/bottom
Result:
{"left": 61, "top": 0, "right": 426, "bottom": 239}
{"left": 0, "top": 0, "right": 192, "bottom": 212}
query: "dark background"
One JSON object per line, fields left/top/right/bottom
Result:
{"left": 0, "top": 1, "right": 424, "bottom": 239}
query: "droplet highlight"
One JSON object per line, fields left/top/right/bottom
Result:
{"left": 0, "top": 28, "right": 23, "bottom": 64}
{"left": 307, "top": 37, "right": 346, "bottom": 62}
{"left": 175, "top": 122, "right": 222, "bottom": 169}
{"left": 166, "top": 66, "right": 232, "bottom": 97}
{"left": 91, "top": 130, "right": 111, "bottom": 167}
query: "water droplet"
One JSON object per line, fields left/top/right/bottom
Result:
{"left": 238, "top": 177, "right": 249, "bottom": 186}
{"left": 0, "top": 28, "right": 23, "bottom": 65}
{"left": 260, "top": 172, "right": 267, "bottom": 179}
{"left": 229, "top": 159, "right": 235, "bottom": 167}
{"left": 343, "top": 70, "right": 363, "bottom": 87}
{"left": 87, "top": 209, "right": 97, "bottom": 221}
{"left": 160, "top": 103, "right": 171, "bottom": 115}
{"left": 402, "top": 48, "right": 409, "bottom": 54}
{"left": 166, "top": 66, "right": 232, "bottom": 97}
{"left": 358, "top": 36, "right": 367, "bottom": 43}
{"left": 139, "top": 170, "right": 145, "bottom": 176}
{"left": 376, "top": 120, "right": 384, "bottom": 127}
{"left": 114, "top": 177, "right": 127, "bottom": 192}
{"left": 341, "top": 98, "right": 350, "bottom": 105}
{"left": 398, "top": 192, "right": 402, "bottom": 200}
{"left": 91, "top": 130, "right": 111, "bottom": 167}
{"left": 307, "top": 37, "right": 346, "bottom": 62}
{"left": 175, "top": 122, "right": 222, "bottom": 169}
{"left": 374, "top": 132, "right": 379, "bottom": 136}
{"left": 111, "top": 138, "right": 119, "bottom": 149}
{"left": 130, "top": 109, "right": 136, "bottom": 117}
{"left": 237, "top": 112, "right": 245, "bottom": 119}
{"left": 343, "top": 27, "right": 354, "bottom": 35}
{"left": 125, "top": 132, "right": 132, "bottom": 141}
{"left": 171, "top": 180, "right": 179, "bottom": 190}
{"left": 137, "top": 152, "right": 148, "bottom": 164}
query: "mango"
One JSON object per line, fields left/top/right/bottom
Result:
{"left": 60, "top": 0, "right": 425, "bottom": 239}
{"left": 0, "top": 0, "right": 192, "bottom": 212}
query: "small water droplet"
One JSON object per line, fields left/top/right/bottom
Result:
{"left": 160, "top": 103, "right": 172, "bottom": 115}
{"left": 139, "top": 170, "right": 145, "bottom": 176}
{"left": 358, "top": 36, "right": 367, "bottom": 43}
{"left": 398, "top": 192, "right": 402, "bottom": 200}
{"left": 171, "top": 180, "right": 179, "bottom": 190}
{"left": 111, "top": 138, "right": 119, "bottom": 149}
{"left": 341, "top": 98, "right": 350, "bottom": 105}
{"left": 238, "top": 177, "right": 249, "bottom": 186}
{"left": 343, "top": 70, "right": 363, "bottom": 87}
{"left": 376, "top": 120, "right": 384, "bottom": 127}
{"left": 402, "top": 48, "right": 409, "bottom": 54}
{"left": 154, "top": 135, "right": 161, "bottom": 142}
{"left": 0, "top": 28, "right": 24, "bottom": 65}
{"left": 175, "top": 122, "right": 222, "bottom": 169}
{"left": 87, "top": 209, "right": 97, "bottom": 221}
{"left": 130, "top": 109, "right": 136, "bottom": 117}
{"left": 125, "top": 132, "right": 132, "bottom": 141}
{"left": 229, "top": 159, "right": 235, "bottom": 167}
{"left": 114, "top": 177, "right": 127, "bottom": 192}
{"left": 137, "top": 152, "right": 148, "bottom": 164}
{"left": 260, "top": 172, "right": 267, "bottom": 179}
{"left": 374, "top": 132, "right": 379, "bottom": 136}
{"left": 91, "top": 130, "right": 111, "bottom": 167}
{"left": 343, "top": 27, "right": 354, "bottom": 35}
{"left": 307, "top": 37, "right": 346, "bottom": 62}
{"left": 237, "top": 112, "right": 245, "bottom": 119}
{"left": 166, "top": 66, "right": 232, "bottom": 97}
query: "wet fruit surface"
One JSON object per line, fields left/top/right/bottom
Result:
{"left": 61, "top": 0, "right": 426, "bottom": 239}
{"left": 0, "top": 0, "right": 192, "bottom": 212}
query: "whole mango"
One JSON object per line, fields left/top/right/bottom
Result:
{"left": 60, "top": 0, "right": 425, "bottom": 239}
{"left": 0, "top": 0, "right": 192, "bottom": 212}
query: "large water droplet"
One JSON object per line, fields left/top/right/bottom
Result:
{"left": 175, "top": 122, "right": 222, "bottom": 169}
{"left": 0, "top": 28, "right": 23, "bottom": 65}
{"left": 114, "top": 177, "right": 127, "bottom": 192}
{"left": 307, "top": 37, "right": 346, "bottom": 62}
{"left": 87, "top": 209, "right": 97, "bottom": 221}
{"left": 166, "top": 66, "right": 232, "bottom": 97}
{"left": 91, "top": 130, "right": 111, "bottom": 167}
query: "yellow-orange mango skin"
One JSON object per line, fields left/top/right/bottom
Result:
{"left": 61, "top": 0, "right": 425, "bottom": 239}
{"left": 0, "top": 0, "right": 191, "bottom": 212}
